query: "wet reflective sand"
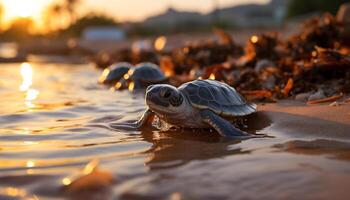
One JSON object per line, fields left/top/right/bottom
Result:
{"left": 0, "top": 63, "right": 349, "bottom": 200}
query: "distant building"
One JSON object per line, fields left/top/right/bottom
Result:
{"left": 82, "top": 26, "right": 125, "bottom": 41}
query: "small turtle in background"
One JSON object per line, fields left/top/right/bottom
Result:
{"left": 111, "top": 79, "right": 258, "bottom": 138}
{"left": 116, "top": 62, "right": 167, "bottom": 91}
{"left": 98, "top": 62, "right": 132, "bottom": 85}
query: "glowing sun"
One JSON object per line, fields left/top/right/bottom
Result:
{"left": 2, "top": 0, "right": 52, "bottom": 21}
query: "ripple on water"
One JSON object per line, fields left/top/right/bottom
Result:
{"left": 0, "top": 113, "right": 40, "bottom": 125}
{"left": 1, "top": 63, "right": 350, "bottom": 200}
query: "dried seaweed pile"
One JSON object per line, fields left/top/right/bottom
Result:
{"left": 94, "top": 13, "right": 350, "bottom": 103}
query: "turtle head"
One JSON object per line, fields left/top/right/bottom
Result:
{"left": 145, "top": 84, "right": 185, "bottom": 115}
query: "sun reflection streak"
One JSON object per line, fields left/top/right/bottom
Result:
{"left": 26, "top": 160, "right": 35, "bottom": 168}
{"left": 19, "top": 63, "right": 33, "bottom": 91}
{"left": 23, "top": 141, "right": 39, "bottom": 145}
{"left": 19, "top": 63, "right": 40, "bottom": 109}
{"left": 3, "top": 187, "right": 27, "bottom": 197}
{"left": 25, "top": 89, "right": 39, "bottom": 101}
{"left": 83, "top": 159, "right": 99, "bottom": 174}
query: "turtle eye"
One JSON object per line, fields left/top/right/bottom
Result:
{"left": 164, "top": 90, "right": 171, "bottom": 98}
{"left": 160, "top": 89, "right": 172, "bottom": 98}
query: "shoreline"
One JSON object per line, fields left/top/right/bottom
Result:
{"left": 259, "top": 100, "right": 350, "bottom": 140}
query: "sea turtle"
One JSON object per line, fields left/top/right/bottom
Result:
{"left": 112, "top": 79, "right": 257, "bottom": 138}
{"left": 117, "top": 62, "right": 167, "bottom": 91}
{"left": 98, "top": 62, "right": 132, "bottom": 84}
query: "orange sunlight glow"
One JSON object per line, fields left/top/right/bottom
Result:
{"left": 154, "top": 36, "right": 167, "bottom": 51}
{"left": 2, "top": 0, "right": 53, "bottom": 31}
{"left": 3, "top": 0, "right": 45, "bottom": 18}
{"left": 250, "top": 35, "right": 259, "bottom": 44}
{"left": 19, "top": 63, "right": 40, "bottom": 109}
{"left": 209, "top": 73, "right": 216, "bottom": 80}
{"left": 62, "top": 177, "right": 72, "bottom": 186}
{"left": 19, "top": 63, "right": 33, "bottom": 91}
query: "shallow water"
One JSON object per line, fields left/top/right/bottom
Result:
{"left": 0, "top": 62, "right": 350, "bottom": 200}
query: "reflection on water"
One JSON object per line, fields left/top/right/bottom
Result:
{"left": 143, "top": 130, "right": 248, "bottom": 170}
{"left": 19, "top": 62, "right": 40, "bottom": 110}
{"left": 19, "top": 62, "right": 33, "bottom": 91}
{"left": 0, "top": 63, "right": 349, "bottom": 199}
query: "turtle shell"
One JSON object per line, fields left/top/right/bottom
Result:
{"left": 179, "top": 79, "right": 256, "bottom": 117}
{"left": 99, "top": 62, "right": 132, "bottom": 84}
{"left": 130, "top": 62, "right": 167, "bottom": 83}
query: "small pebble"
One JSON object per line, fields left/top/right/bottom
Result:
{"left": 295, "top": 92, "right": 311, "bottom": 101}
{"left": 262, "top": 75, "right": 276, "bottom": 90}
{"left": 308, "top": 90, "right": 326, "bottom": 101}
{"left": 254, "top": 59, "right": 274, "bottom": 73}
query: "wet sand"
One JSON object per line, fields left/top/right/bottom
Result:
{"left": 0, "top": 63, "right": 350, "bottom": 200}
{"left": 260, "top": 101, "right": 350, "bottom": 139}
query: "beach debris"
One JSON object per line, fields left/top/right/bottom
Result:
{"left": 308, "top": 90, "right": 326, "bottom": 101}
{"left": 213, "top": 28, "right": 235, "bottom": 46}
{"left": 336, "top": 3, "right": 350, "bottom": 24}
{"left": 295, "top": 92, "right": 312, "bottom": 101}
{"left": 329, "top": 101, "right": 345, "bottom": 107}
{"left": 254, "top": 59, "right": 275, "bottom": 73}
{"left": 244, "top": 33, "right": 279, "bottom": 65}
{"left": 93, "top": 7, "right": 350, "bottom": 102}
{"left": 241, "top": 90, "right": 274, "bottom": 102}
{"left": 286, "top": 13, "right": 340, "bottom": 60}
{"left": 111, "top": 79, "right": 258, "bottom": 138}
{"left": 282, "top": 78, "right": 294, "bottom": 97}
{"left": 307, "top": 93, "right": 343, "bottom": 105}
{"left": 312, "top": 46, "right": 350, "bottom": 69}
{"left": 63, "top": 160, "right": 115, "bottom": 194}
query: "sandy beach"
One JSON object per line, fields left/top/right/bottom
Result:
{"left": 260, "top": 100, "right": 350, "bottom": 139}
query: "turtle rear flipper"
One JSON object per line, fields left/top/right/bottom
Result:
{"left": 200, "top": 109, "right": 251, "bottom": 139}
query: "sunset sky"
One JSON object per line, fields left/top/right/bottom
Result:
{"left": 1, "top": 0, "right": 268, "bottom": 28}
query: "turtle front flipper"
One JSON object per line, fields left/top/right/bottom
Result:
{"left": 200, "top": 109, "right": 250, "bottom": 139}
{"left": 110, "top": 109, "right": 154, "bottom": 130}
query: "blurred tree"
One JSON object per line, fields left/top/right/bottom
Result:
{"left": 59, "top": 13, "right": 118, "bottom": 37}
{"left": 45, "top": 3, "right": 65, "bottom": 31}
{"left": 65, "top": 0, "right": 81, "bottom": 25}
{"left": 1, "top": 18, "right": 34, "bottom": 41}
{"left": 44, "top": 0, "right": 82, "bottom": 31}
{"left": 287, "top": 0, "right": 349, "bottom": 18}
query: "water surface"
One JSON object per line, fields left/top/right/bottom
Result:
{"left": 0, "top": 63, "right": 349, "bottom": 200}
